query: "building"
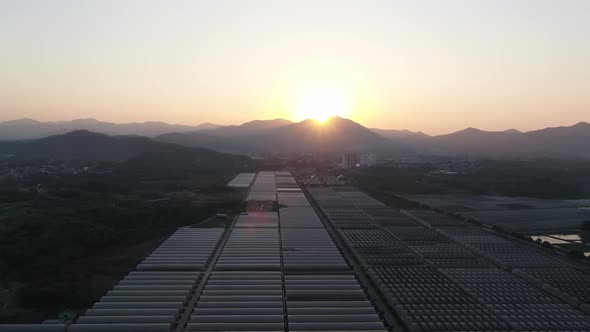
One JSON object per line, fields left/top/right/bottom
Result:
{"left": 341, "top": 152, "right": 360, "bottom": 169}
{"left": 342, "top": 152, "right": 376, "bottom": 168}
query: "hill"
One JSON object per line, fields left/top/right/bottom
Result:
{"left": 524, "top": 122, "right": 590, "bottom": 158}
{"left": 194, "top": 122, "right": 224, "bottom": 131}
{"left": 158, "top": 118, "right": 590, "bottom": 158}
{"left": 0, "top": 130, "right": 253, "bottom": 164}
{"left": 3, "top": 118, "right": 589, "bottom": 159}
{"left": 0, "top": 130, "right": 170, "bottom": 161}
{"left": 259, "top": 117, "right": 390, "bottom": 152}
{"left": 198, "top": 118, "right": 293, "bottom": 137}
{"left": 403, "top": 122, "right": 590, "bottom": 159}
{"left": 370, "top": 128, "right": 417, "bottom": 139}
{"left": 158, "top": 116, "right": 391, "bottom": 153}
{"left": 0, "top": 118, "right": 222, "bottom": 139}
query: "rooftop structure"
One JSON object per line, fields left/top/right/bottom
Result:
{"left": 226, "top": 173, "right": 256, "bottom": 188}
{"left": 308, "top": 187, "right": 590, "bottom": 331}
{"left": 4, "top": 171, "right": 590, "bottom": 332}
{"left": 245, "top": 171, "right": 277, "bottom": 202}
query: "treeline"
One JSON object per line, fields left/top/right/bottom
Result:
{"left": 350, "top": 159, "right": 590, "bottom": 199}
{"left": 443, "top": 159, "right": 590, "bottom": 198}
{"left": 0, "top": 148, "right": 254, "bottom": 322}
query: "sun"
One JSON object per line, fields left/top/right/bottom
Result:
{"left": 294, "top": 85, "right": 351, "bottom": 123}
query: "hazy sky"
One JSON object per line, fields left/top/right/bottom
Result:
{"left": 2, "top": 0, "right": 589, "bottom": 134}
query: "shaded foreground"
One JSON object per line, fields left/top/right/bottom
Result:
{"left": 3, "top": 171, "right": 590, "bottom": 331}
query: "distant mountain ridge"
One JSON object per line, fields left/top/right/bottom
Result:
{"left": 370, "top": 128, "right": 417, "bottom": 139}
{"left": 1, "top": 117, "right": 589, "bottom": 159}
{"left": 0, "top": 118, "right": 224, "bottom": 140}
{"left": 0, "top": 130, "right": 253, "bottom": 163}
{"left": 158, "top": 118, "right": 590, "bottom": 158}
{"left": 402, "top": 122, "right": 590, "bottom": 159}
{"left": 0, "top": 118, "right": 294, "bottom": 140}
{"left": 198, "top": 118, "right": 293, "bottom": 137}
{"left": 157, "top": 117, "right": 390, "bottom": 153}
{"left": 0, "top": 130, "right": 178, "bottom": 161}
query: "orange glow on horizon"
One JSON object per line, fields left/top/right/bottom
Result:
{"left": 290, "top": 84, "right": 354, "bottom": 123}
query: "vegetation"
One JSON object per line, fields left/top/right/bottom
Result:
{"left": 349, "top": 159, "right": 590, "bottom": 199}
{"left": 0, "top": 149, "right": 254, "bottom": 322}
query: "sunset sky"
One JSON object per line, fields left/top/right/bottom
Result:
{"left": 2, "top": 0, "right": 589, "bottom": 134}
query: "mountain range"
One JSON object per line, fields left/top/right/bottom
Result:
{"left": 0, "top": 118, "right": 224, "bottom": 140}
{"left": 0, "top": 130, "right": 182, "bottom": 161}
{"left": 159, "top": 118, "right": 590, "bottom": 159}
{"left": 199, "top": 119, "right": 294, "bottom": 137}
{"left": 401, "top": 123, "right": 590, "bottom": 159}
{"left": 0, "top": 130, "right": 257, "bottom": 167}
{"left": 157, "top": 117, "right": 391, "bottom": 154}
{"left": 0, "top": 117, "right": 589, "bottom": 159}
